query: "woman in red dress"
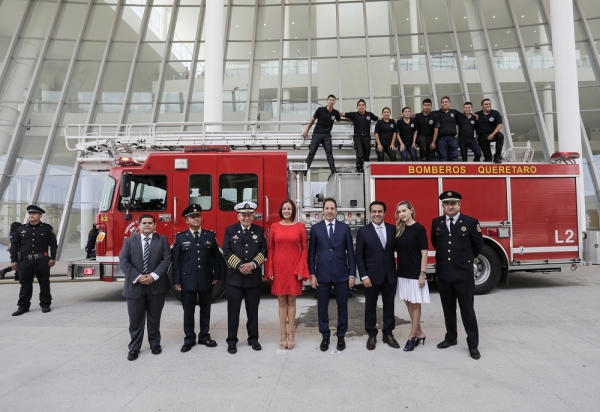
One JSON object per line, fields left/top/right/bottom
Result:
{"left": 266, "top": 199, "right": 310, "bottom": 349}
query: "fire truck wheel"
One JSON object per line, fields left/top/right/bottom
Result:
{"left": 474, "top": 244, "right": 501, "bottom": 295}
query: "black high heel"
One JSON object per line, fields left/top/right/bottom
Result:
{"left": 403, "top": 337, "right": 417, "bottom": 351}
{"left": 415, "top": 336, "right": 426, "bottom": 346}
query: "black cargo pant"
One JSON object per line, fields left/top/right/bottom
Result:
{"left": 353, "top": 133, "right": 371, "bottom": 172}
{"left": 478, "top": 132, "right": 504, "bottom": 162}
{"left": 17, "top": 257, "right": 52, "bottom": 310}
{"left": 305, "top": 133, "right": 336, "bottom": 172}
{"left": 416, "top": 134, "right": 435, "bottom": 161}
{"left": 459, "top": 136, "right": 482, "bottom": 161}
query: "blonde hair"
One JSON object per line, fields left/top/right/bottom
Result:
{"left": 395, "top": 200, "right": 415, "bottom": 238}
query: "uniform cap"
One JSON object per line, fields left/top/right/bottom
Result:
{"left": 182, "top": 204, "right": 202, "bottom": 217}
{"left": 439, "top": 191, "right": 462, "bottom": 203}
{"left": 234, "top": 201, "right": 257, "bottom": 213}
{"left": 27, "top": 205, "right": 45, "bottom": 214}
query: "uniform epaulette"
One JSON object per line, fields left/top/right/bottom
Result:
{"left": 175, "top": 230, "right": 186, "bottom": 235}
{"left": 205, "top": 229, "right": 215, "bottom": 233}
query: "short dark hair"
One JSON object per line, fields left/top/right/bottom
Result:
{"left": 327, "top": 94, "right": 337, "bottom": 100}
{"left": 357, "top": 99, "right": 366, "bottom": 106}
{"left": 463, "top": 101, "right": 472, "bottom": 106}
{"left": 481, "top": 98, "right": 491, "bottom": 106}
{"left": 402, "top": 106, "right": 411, "bottom": 113}
{"left": 370, "top": 200, "right": 386, "bottom": 213}
{"left": 441, "top": 96, "right": 450, "bottom": 102}
{"left": 381, "top": 107, "right": 391, "bottom": 114}
{"left": 10, "top": 221, "right": 21, "bottom": 234}
{"left": 138, "top": 214, "right": 155, "bottom": 224}
{"left": 278, "top": 199, "right": 297, "bottom": 220}
{"left": 323, "top": 197, "right": 337, "bottom": 209}
{"left": 423, "top": 98, "right": 432, "bottom": 105}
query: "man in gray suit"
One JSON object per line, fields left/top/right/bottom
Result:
{"left": 119, "top": 214, "right": 171, "bottom": 361}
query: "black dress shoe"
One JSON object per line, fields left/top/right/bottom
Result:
{"left": 320, "top": 338, "right": 330, "bottom": 352}
{"left": 181, "top": 343, "right": 196, "bottom": 353}
{"left": 41, "top": 307, "right": 51, "bottom": 313}
{"left": 127, "top": 350, "right": 139, "bottom": 361}
{"left": 382, "top": 334, "right": 400, "bottom": 349}
{"left": 336, "top": 337, "right": 346, "bottom": 351}
{"left": 199, "top": 339, "right": 217, "bottom": 348}
{"left": 12, "top": 308, "right": 29, "bottom": 316}
{"left": 251, "top": 342, "right": 262, "bottom": 351}
{"left": 469, "top": 348, "right": 481, "bottom": 360}
{"left": 437, "top": 340, "right": 458, "bottom": 349}
{"left": 151, "top": 345, "right": 162, "bottom": 355}
{"left": 366, "top": 336, "right": 376, "bottom": 350}
{"left": 227, "top": 344, "right": 237, "bottom": 354}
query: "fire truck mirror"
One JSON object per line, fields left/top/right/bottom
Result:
{"left": 120, "top": 173, "right": 131, "bottom": 198}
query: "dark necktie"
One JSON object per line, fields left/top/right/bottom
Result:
{"left": 328, "top": 223, "right": 333, "bottom": 239}
{"left": 243, "top": 228, "right": 249, "bottom": 238}
{"left": 449, "top": 217, "right": 455, "bottom": 232}
{"left": 194, "top": 231, "right": 199, "bottom": 242}
{"left": 143, "top": 237, "right": 150, "bottom": 274}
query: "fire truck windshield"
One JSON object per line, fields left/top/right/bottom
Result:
{"left": 118, "top": 174, "right": 168, "bottom": 211}
{"left": 99, "top": 176, "right": 116, "bottom": 212}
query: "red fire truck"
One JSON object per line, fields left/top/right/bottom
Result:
{"left": 66, "top": 122, "right": 582, "bottom": 299}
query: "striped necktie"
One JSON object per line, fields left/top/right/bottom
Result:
{"left": 143, "top": 236, "right": 150, "bottom": 274}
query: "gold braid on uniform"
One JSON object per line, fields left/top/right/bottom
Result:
{"left": 227, "top": 255, "right": 242, "bottom": 269}
{"left": 253, "top": 253, "right": 265, "bottom": 267}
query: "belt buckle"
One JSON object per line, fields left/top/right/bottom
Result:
{"left": 31, "top": 253, "right": 38, "bottom": 260}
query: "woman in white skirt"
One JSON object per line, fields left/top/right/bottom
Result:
{"left": 394, "top": 200, "right": 429, "bottom": 351}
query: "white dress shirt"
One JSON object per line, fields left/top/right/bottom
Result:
{"left": 446, "top": 212, "right": 461, "bottom": 232}
{"left": 133, "top": 233, "right": 159, "bottom": 283}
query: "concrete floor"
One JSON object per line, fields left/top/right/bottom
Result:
{"left": 0, "top": 266, "right": 599, "bottom": 412}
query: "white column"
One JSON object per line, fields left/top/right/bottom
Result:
{"left": 465, "top": 1, "right": 496, "bottom": 101}
{"left": 542, "top": 83, "right": 555, "bottom": 152}
{"left": 204, "top": 0, "right": 224, "bottom": 131}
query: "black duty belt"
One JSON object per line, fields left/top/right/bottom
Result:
{"left": 20, "top": 252, "right": 49, "bottom": 261}
{"left": 355, "top": 133, "right": 370, "bottom": 136}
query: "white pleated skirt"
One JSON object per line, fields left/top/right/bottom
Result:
{"left": 396, "top": 277, "right": 430, "bottom": 304}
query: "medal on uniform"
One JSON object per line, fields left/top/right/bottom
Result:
{"left": 252, "top": 235, "right": 257, "bottom": 239}
{"left": 461, "top": 227, "right": 467, "bottom": 232}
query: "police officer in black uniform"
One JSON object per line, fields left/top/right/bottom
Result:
{"left": 223, "top": 202, "right": 267, "bottom": 354}
{"left": 10, "top": 205, "right": 58, "bottom": 316}
{"left": 431, "top": 191, "right": 483, "bottom": 359}
{"left": 340, "top": 99, "right": 378, "bottom": 173}
{"left": 172, "top": 204, "right": 222, "bottom": 353}
{"left": 475, "top": 98, "right": 504, "bottom": 163}
{"left": 457, "top": 102, "right": 483, "bottom": 162}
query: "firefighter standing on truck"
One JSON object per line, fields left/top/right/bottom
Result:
{"left": 10, "top": 205, "right": 57, "bottom": 316}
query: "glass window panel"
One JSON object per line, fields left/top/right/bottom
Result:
{"left": 435, "top": 84, "right": 462, "bottom": 100}
{"left": 13, "top": 39, "right": 45, "bottom": 59}
{"left": 462, "top": 50, "right": 479, "bottom": 69}
{"left": 4, "top": 133, "right": 46, "bottom": 180}
{"left": 479, "top": 0, "right": 512, "bottom": 30}
{"left": 54, "top": 3, "right": 88, "bottom": 39}
{"left": 393, "top": 0, "right": 422, "bottom": 35}
{"left": 312, "top": 39, "right": 337, "bottom": 57}
{"left": 219, "top": 174, "right": 258, "bottom": 211}
{"left": 520, "top": 24, "right": 551, "bottom": 47}
{"left": 450, "top": 0, "right": 481, "bottom": 31}
{"left": 46, "top": 40, "right": 76, "bottom": 60}
{"left": 371, "top": 56, "right": 396, "bottom": 96}
{"left": 254, "top": 41, "right": 281, "bottom": 60}
{"left": 280, "top": 100, "right": 310, "bottom": 122}
{"left": 579, "top": 1, "right": 600, "bottom": 18}
{"left": 373, "top": 97, "right": 398, "bottom": 117}
{"left": 129, "top": 62, "right": 159, "bottom": 102}
{"left": 368, "top": 37, "right": 394, "bottom": 55}
{"left": 229, "top": 6, "right": 255, "bottom": 40}
{"left": 78, "top": 41, "right": 106, "bottom": 61}
{"left": 311, "top": 58, "right": 338, "bottom": 100}
{"left": 227, "top": 42, "right": 253, "bottom": 59}
{"left": 488, "top": 28, "right": 520, "bottom": 50}
{"left": 574, "top": 41, "right": 594, "bottom": 68}
{"left": 503, "top": 91, "right": 535, "bottom": 115}
{"left": 400, "top": 53, "right": 428, "bottom": 71}
{"left": 20, "top": 1, "right": 57, "bottom": 38}
{"left": 284, "top": 5, "right": 309, "bottom": 40}
{"left": 494, "top": 48, "right": 523, "bottom": 70}
{"left": 282, "top": 61, "right": 310, "bottom": 90}
{"left": 428, "top": 34, "right": 456, "bottom": 53}
{"left": 168, "top": 42, "right": 194, "bottom": 61}
{"left": 506, "top": 114, "right": 543, "bottom": 159}
{"left": 283, "top": 40, "right": 308, "bottom": 59}
{"left": 0, "top": 1, "right": 28, "bottom": 42}
{"left": 225, "top": 61, "right": 250, "bottom": 83}
{"left": 256, "top": 5, "right": 282, "bottom": 41}
{"left": 173, "top": 6, "right": 200, "bottom": 41}
{"left": 97, "top": 62, "right": 133, "bottom": 97}
{"left": 365, "top": 1, "right": 392, "bottom": 36}
{"left": 0, "top": 59, "right": 35, "bottom": 103}
{"left": 340, "top": 58, "right": 369, "bottom": 98}
{"left": 118, "top": 174, "right": 168, "bottom": 212}
{"left": 164, "top": 60, "right": 189, "bottom": 82}
{"left": 431, "top": 52, "right": 458, "bottom": 71}
{"left": 339, "top": 3, "right": 364, "bottom": 37}
{"left": 144, "top": 7, "right": 172, "bottom": 42}
{"left": 397, "top": 35, "right": 424, "bottom": 55}
{"left": 114, "top": 6, "right": 145, "bottom": 41}
{"left": 30, "top": 60, "right": 70, "bottom": 104}
{"left": 0, "top": 36, "right": 10, "bottom": 63}
{"left": 514, "top": 2, "right": 546, "bottom": 26}
{"left": 159, "top": 91, "right": 184, "bottom": 113}
{"left": 340, "top": 38, "right": 366, "bottom": 57}
{"left": 62, "top": 62, "right": 101, "bottom": 113}
{"left": 39, "top": 176, "right": 71, "bottom": 203}
{"left": 579, "top": 86, "right": 600, "bottom": 111}
{"left": 588, "top": 18, "right": 600, "bottom": 40}
{"left": 0, "top": 204, "right": 28, "bottom": 240}
{"left": 420, "top": 0, "right": 451, "bottom": 33}
{"left": 138, "top": 42, "right": 166, "bottom": 61}
{"left": 189, "top": 175, "right": 212, "bottom": 211}
{"left": 312, "top": 4, "right": 337, "bottom": 38}
{"left": 456, "top": 31, "right": 486, "bottom": 52}
{"left": 84, "top": 4, "right": 118, "bottom": 40}
{"left": 108, "top": 42, "right": 137, "bottom": 61}
{"left": 404, "top": 84, "right": 432, "bottom": 98}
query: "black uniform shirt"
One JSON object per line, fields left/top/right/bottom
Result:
{"left": 10, "top": 222, "right": 58, "bottom": 261}
{"left": 396, "top": 117, "right": 419, "bottom": 146}
{"left": 313, "top": 106, "right": 341, "bottom": 135}
{"left": 344, "top": 111, "right": 378, "bottom": 134}
{"left": 457, "top": 113, "right": 477, "bottom": 138}
{"left": 415, "top": 111, "right": 440, "bottom": 137}
{"left": 374, "top": 119, "right": 397, "bottom": 145}
{"left": 436, "top": 109, "right": 461, "bottom": 137}
{"left": 475, "top": 109, "right": 503, "bottom": 135}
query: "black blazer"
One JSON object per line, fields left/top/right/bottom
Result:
{"left": 356, "top": 222, "right": 397, "bottom": 285}
{"left": 431, "top": 214, "right": 483, "bottom": 282}
{"left": 119, "top": 233, "right": 171, "bottom": 299}
{"left": 308, "top": 220, "right": 356, "bottom": 283}
{"left": 172, "top": 229, "right": 222, "bottom": 292}
{"left": 223, "top": 223, "right": 267, "bottom": 288}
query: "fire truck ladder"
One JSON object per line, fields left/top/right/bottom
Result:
{"left": 64, "top": 121, "right": 357, "bottom": 168}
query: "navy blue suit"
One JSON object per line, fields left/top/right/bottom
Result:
{"left": 172, "top": 229, "right": 222, "bottom": 345}
{"left": 356, "top": 222, "right": 398, "bottom": 337}
{"left": 431, "top": 213, "right": 483, "bottom": 349}
{"left": 308, "top": 220, "right": 356, "bottom": 339}
{"left": 223, "top": 223, "right": 267, "bottom": 345}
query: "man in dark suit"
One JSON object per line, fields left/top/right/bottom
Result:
{"left": 431, "top": 191, "right": 483, "bottom": 359}
{"left": 173, "top": 204, "right": 222, "bottom": 353}
{"left": 223, "top": 202, "right": 267, "bottom": 354}
{"left": 308, "top": 198, "right": 356, "bottom": 352}
{"left": 356, "top": 201, "right": 400, "bottom": 350}
{"left": 119, "top": 214, "right": 171, "bottom": 361}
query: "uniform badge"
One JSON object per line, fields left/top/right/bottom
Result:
{"left": 429, "top": 120, "right": 433, "bottom": 124}
{"left": 366, "top": 116, "right": 370, "bottom": 120}
{"left": 447, "top": 191, "right": 452, "bottom": 196}
{"left": 390, "top": 124, "right": 394, "bottom": 128}
{"left": 410, "top": 124, "right": 414, "bottom": 128}
{"left": 252, "top": 235, "right": 257, "bottom": 239}
{"left": 471, "top": 120, "right": 475, "bottom": 124}
{"left": 450, "top": 113, "right": 454, "bottom": 117}
{"left": 331, "top": 116, "right": 335, "bottom": 120}
{"left": 205, "top": 241, "right": 212, "bottom": 245}
{"left": 476, "top": 224, "right": 482, "bottom": 232}
{"left": 489, "top": 117, "right": 494, "bottom": 122}
{"left": 232, "top": 235, "right": 239, "bottom": 240}
{"left": 183, "top": 241, "right": 191, "bottom": 246}
{"left": 461, "top": 226, "right": 466, "bottom": 232}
